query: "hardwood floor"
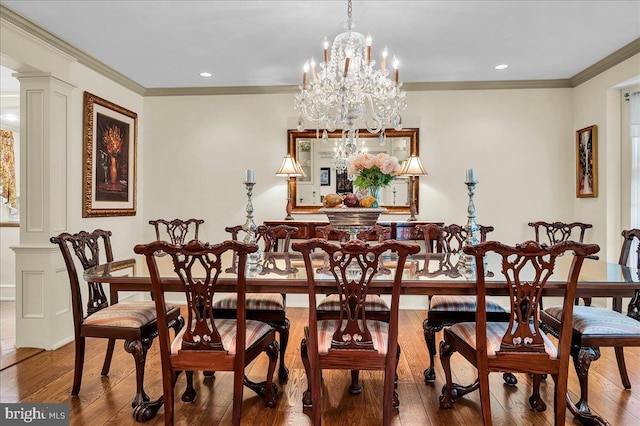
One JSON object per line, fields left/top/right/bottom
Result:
{"left": 1, "top": 307, "right": 639, "bottom": 425}
{"left": 0, "top": 301, "right": 43, "bottom": 370}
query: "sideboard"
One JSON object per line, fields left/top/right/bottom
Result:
{"left": 263, "top": 220, "right": 443, "bottom": 242}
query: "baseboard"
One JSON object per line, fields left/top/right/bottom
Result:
{"left": 0, "top": 283, "right": 15, "bottom": 301}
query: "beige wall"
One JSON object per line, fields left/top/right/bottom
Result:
{"left": 2, "top": 16, "right": 639, "bottom": 312}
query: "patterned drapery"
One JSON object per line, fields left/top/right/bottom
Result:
{"left": 0, "top": 129, "right": 17, "bottom": 208}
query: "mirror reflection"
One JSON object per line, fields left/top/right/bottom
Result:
{"left": 287, "top": 128, "right": 419, "bottom": 214}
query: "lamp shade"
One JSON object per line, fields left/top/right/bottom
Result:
{"left": 276, "top": 154, "right": 306, "bottom": 177}
{"left": 400, "top": 155, "right": 428, "bottom": 176}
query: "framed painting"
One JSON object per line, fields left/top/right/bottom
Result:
{"left": 576, "top": 125, "right": 597, "bottom": 198}
{"left": 336, "top": 169, "right": 353, "bottom": 194}
{"left": 320, "top": 167, "right": 330, "bottom": 186}
{"left": 82, "top": 92, "right": 137, "bottom": 217}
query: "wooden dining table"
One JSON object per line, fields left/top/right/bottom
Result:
{"left": 84, "top": 250, "right": 640, "bottom": 425}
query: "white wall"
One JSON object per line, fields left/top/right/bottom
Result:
{"left": 143, "top": 89, "right": 574, "bottom": 247}
{"left": 572, "top": 53, "right": 640, "bottom": 261}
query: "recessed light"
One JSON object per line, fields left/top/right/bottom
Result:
{"left": 199, "top": 72, "right": 213, "bottom": 78}
{"left": 494, "top": 64, "right": 508, "bottom": 70}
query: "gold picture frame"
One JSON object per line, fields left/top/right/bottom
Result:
{"left": 576, "top": 125, "right": 597, "bottom": 198}
{"left": 82, "top": 92, "right": 137, "bottom": 217}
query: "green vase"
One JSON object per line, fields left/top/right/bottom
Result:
{"left": 368, "top": 186, "right": 381, "bottom": 202}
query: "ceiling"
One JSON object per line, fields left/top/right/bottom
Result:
{"left": 1, "top": 0, "right": 639, "bottom": 92}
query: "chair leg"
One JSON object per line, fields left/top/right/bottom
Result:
{"left": 72, "top": 336, "right": 85, "bottom": 396}
{"left": 233, "top": 362, "right": 245, "bottom": 426}
{"left": 570, "top": 347, "right": 601, "bottom": 417}
{"left": 422, "top": 319, "right": 442, "bottom": 383}
{"left": 182, "top": 371, "right": 196, "bottom": 403}
{"left": 529, "top": 374, "right": 546, "bottom": 411}
{"left": 276, "top": 319, "right": 290, "bottom": 382}
{"left": 438, "top": 340, "right": 455, "bottom": 408}
{"left": 101, "top": 338, "right": 116, "bottom": 376}
{"left": 614, "top": 347, "right": 631, "bottom": 389}
{"left": 478, "top": 364, "right": 492, "bottom": 425}
{"left": 124, "top": 338, "right": 152, "bottom": 408}
{"left": 349, "top": 370, "right": 362, "bottom": 394}
{"left": 301, "top": 337, "right": 312, "bottom": 407}
{"left": 263, "top": 340, "right": 279, "bottom": 407}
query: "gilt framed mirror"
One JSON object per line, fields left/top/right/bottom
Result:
{"left": 287, "top": 128, "right": 419, "bottom": 214}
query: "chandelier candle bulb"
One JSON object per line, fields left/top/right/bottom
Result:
{"left": 310, "top": 58, "right": 318, "bottom": 81}
{"left": 393, "top": 56, "right": 399, "bottom": 84}
{"left": 323, "top": 37, "right": 329, "bottom": 63}
{"left": 303, "top": 61, "right": 309, "bottom": 87}
{"left": 246, "top": 169, "right": 255, "bottom": 183}
{"left": 381, "top": 47, "right": 388, "bottom": 73}
{"left": 466, "top": 168, "right": 476, "bottom": 183}
{"left": 366, "top": 33, "right": 372, "bottom": 63}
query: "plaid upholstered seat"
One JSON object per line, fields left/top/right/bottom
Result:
{"left": 84, "top": 301, "right": 177, "bottom": 328}
{"left": 317, "top": 294, "right": 390, "bottom": 312}
{"left": 214, "top": 293, "right": 285, "bottom": 311}
{"left": 545, "top": 306, "right": 640, "bottom": 337}
{"left": 448, "top": 322, "right": 558, "bottom": 358}
{"left": 311, "top": 319, "right": 389, "bottom": 355}
{"left": 429, "top": 295, "right": 506, "bottom": 313}
{"left": 171, "top": 318, "right": 276, "bottom": 356}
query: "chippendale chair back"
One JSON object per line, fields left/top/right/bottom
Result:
{"left": 292, "top": 238, "right": 420, "bottom": 426}
{"left": 50, "top": 229, "right": 182, "bottom": 409}
{"left": 416, "top": 223, "right": 495, "bottom": 253}
{"left": 414, "top": 222, "right": 507, "bottom": 384}
{"left": 149, "top": 218, "right": 204, "bottom": 245}
{"left": 528, "top": 221, "right": 592, "bottom": 245}
{"left": 214, "top": 222, "right": 298, "bottom": 382}
{"left": 134, "top": 239, "right": 278, "bottom": 425}
{"left": 440, "top": 240, "right": 600, "bottom": 425}
{"left": 620, "top": 229, "right": 640, "bottom": 320}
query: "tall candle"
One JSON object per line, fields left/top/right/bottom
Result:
{"left": 323, "top": 37, "right": 329, "bottom": 63}
{"left": 246, "top": 169, "right": 255, "bottom": 183}
{"left": 466, "top": 168, "right": 476, "bottom": 183}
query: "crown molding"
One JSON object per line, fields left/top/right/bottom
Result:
{"left": 2, "top": 5, "right": 637, "bottom": 97}
{"left": 0, "top": 5, "right": 145, "bottom": 95}
{"left": 144, "top": 85, "right": 299, "bottom": 97}
{"left": 570, "top": 38, "right": 640, "bottom": 87}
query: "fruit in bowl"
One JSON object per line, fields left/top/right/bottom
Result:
{"left": 342, "top": 193, "right": 360, "bottom": 207}
{"left": 322, "top": 193, "right": 343, "bottom": 208}
{"left": 359, "top": 195, "right": 378, "bottom": 208}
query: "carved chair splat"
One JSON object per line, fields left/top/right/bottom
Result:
{"left": 134, "top": 240, "right": 278, "bottom": 425}
{"left": 439, "top": 240, "right": 599, "bottom": 426}
{"left": 50, "top": 229, "right": 182, "bottom": 410}
{"left": 293, "top": 238, "right": 420, "bottom": 426}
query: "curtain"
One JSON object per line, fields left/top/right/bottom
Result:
{"left": 0, "top": 129, "right": 17, "bottom": 209}
{"left": 630, "top": 92, "right": 640, "bottom": 230}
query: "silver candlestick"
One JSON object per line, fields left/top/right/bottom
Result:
{"left": 457, "top": 178, "right": 479, "bottom": 273}
{"left": 242, "top": 181, "right": 262, "bottom": 270}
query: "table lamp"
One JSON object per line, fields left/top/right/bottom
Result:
{"left": 400, "top": 155, "right": 428, "bottom": 221}
{"left": 275, "top": 154, "right": 306, "bottom": 220}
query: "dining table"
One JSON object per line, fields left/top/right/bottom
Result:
{"left": 84, "top": 249, "right": 640, "bottom": 425}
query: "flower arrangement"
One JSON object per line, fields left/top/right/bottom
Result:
{"left": 103, "top": 125, "right": 123, "bottom": 156}
{"left": 347, "top": 152, "right": 402, "bottom": 194}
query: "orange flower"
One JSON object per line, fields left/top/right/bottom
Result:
{"left": 103, "top": 125, "right": 123, "bottom": 155}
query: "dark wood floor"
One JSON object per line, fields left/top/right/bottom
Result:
{"left": 1, "top": 307, "right": 639, "bottom": 425}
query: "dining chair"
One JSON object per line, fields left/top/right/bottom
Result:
{"left": 528, "top": 220, "right": 598, "bottom": 306}
{"left": 292, "top": 238, "right": 420, "bottom": 426}
{"left": 315, "top": 224, "right": 393, "bottom": 393}
{"left": 148, "top": 218, "right": 204, "bottom": 245}
{"left": 50, "top": 229, "right": 183, "bottom": 407}
{"left": 134, "top": 239, "right": 279, "bottom": 426}
{"left": 416, "top": 223, "right": 513, "bottom": 385}
{"left": 439, "top": 240, "right": 599, "bottom": 426}
{"left": 539, "top": 229, "right": 640, "bottom": 424}
{"left": 212, "top": 223, "right": 297, "bottom": 381}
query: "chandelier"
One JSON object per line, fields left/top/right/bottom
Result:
{"left": 294, "top": 0, "right": 407, "bottom": 172}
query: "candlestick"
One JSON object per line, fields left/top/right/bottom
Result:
{"left": 245, "top": 169, "right": 254, "bottom": 184}
{"left": 381, "top": 47, "right": 388, "bottom": 73}
{"left": 242, "top": 181, "right": 262, "bottom": 272}
{"left": 465, "top": 168, "right": 476, "bottom": 183}
{"left": 323, "top": 37, "right": 329, "bottom": 63}
{"left": 457, "top": 179, "right": 479, "bottom": 274}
